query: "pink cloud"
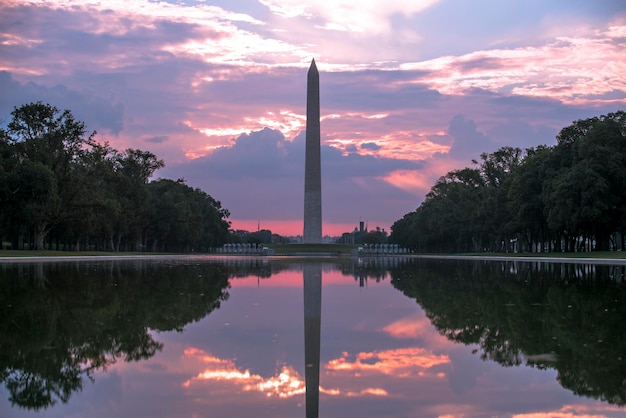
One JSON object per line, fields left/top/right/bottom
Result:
{"left": 261, "top": 0, "right": 440, "bottom": 35}
{"left": 400, "top": 29, "right": 626, "bottom": 106}
{"left": 2, "top": 0, "right": 624, "bottom": 236}
{"left": 512, "top": 404, "right": 626, "bottom": 418}
{"left": 181, "top": 346, "right": 390, "bottom": 399}
{"left": 382, "top": 315, "right": 438, "bottom": 339}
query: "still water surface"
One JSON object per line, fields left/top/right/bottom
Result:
{"left": 1, "top": 256, "right": 625, "bottom": 417}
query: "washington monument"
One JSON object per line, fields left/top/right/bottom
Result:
{"left": 303, "top": 59, "right": 322, "bottom": 243}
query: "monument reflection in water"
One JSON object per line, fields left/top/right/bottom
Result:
{"left": 303, "top": 264, "right": 321, "bottom": 418}
{"left": 2, "top": 257, "right": 626, "bottom": 417}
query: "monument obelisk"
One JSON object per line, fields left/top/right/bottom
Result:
{"left": 304, "top": 263, "right": 322, "bottom": 418}
{"left": 303, "top": 59, "right": 322, "bottom": 243}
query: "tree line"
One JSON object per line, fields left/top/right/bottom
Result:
{"left": 390, "top": 111, "right": 626, "bottom": 253}
{"left": 390, "top": 258, "right": 626, "bottom": 405}
{"left": 0, "top": 261, "right": 231, "bottom": 409}
{"left": 0, "top": 102, "right": 231, "bottom": 252}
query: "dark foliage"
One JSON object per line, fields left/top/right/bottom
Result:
{"left": 390, "top": 111, "right": 626, "bottom": 252}
{"left": 0, "top": 102, "right": 231, "bottom": 251}
{"left": 0, "top": 260, "right": 231, "bottom": 410}
{"left": 390, "top": 259, "right": 626, "bottom": 405}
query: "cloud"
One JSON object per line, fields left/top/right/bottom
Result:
{"left": 401, "top": 30, "right": 626, "bottom": 105}
{"left": 361, "top": 142, "right": 381, "bottom": 151}
{"left": 323, "top": 70, "right": 441, "bottom": 111}
{"left": 486, "top": 120, "right": 557, "bottom": 150}
{"left": 202, "top": 127, "right": 298, "bottom": 180}
{"left": 1, "top": 0, "right": 624, "bottom": 235}
{"left": 182, "top": 347, "right": 390, "bottom": 400}
{"left": 444, "top": 115, "right": 495, "bottom": 161}
{"left": 0, "top": 71, "right": 124, "bottom": 134}
{"left": 261, "top": 0, "right": 440, "bottom": 34}
{"left": 326, "top": 347, "right": 450, "bottom": 377}
{"left": 159, "top": 128, "right": 422, "bottom": 231}
{"left": 145, "top": 136, "right": 169, "bottom": 144}
{"left": 166, "top": 127, "right": 422, "bottom": 182}
{"left": 0, "top": 0, "right": 304, "bottom": 76}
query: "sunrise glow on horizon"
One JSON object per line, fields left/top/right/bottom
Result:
{"left": 1, "top": 0, "right": 624, "bottom": 236}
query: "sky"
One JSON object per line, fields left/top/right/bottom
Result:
{"left": 1, "top": 0, "right": 625, "bottom": 237}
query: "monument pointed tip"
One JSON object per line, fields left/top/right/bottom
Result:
{"left": 308, "top": 58, "right": 318, "bottom": 75}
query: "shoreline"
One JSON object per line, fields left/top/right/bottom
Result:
{"left": 409, "top": 254, "right": 626, "bottom": 265}
{"left": 1, "top": 253, "right": 626, "bottom": 265}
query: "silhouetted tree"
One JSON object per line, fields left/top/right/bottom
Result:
{"left": 0, "top": 102, "right": 231, "bottom": 251}
{"left": 390, "top": 111, "right": 626, "bottom": 253}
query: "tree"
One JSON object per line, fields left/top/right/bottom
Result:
{"left": 412, "top": 167, "right": 486, "bottom": 252}
{"left": 1, "top": 102, "right": 232, "bottom": 252}
{"left": 146, "top": 179, "right": 230, "bottom": 252}
{"left": 360, "top": 227, "right": 388, "bottom": 245}
{"left": 545, "top": 111, "right": 626, "bottom": 251}
{"left": 9, "top": 161, "right": 61, "bottom": 250}
{"left": 107, "top": 149, "right": 164, "bottom": 251}
{"left": 2, "top": 102, "right": 96, "bottom": 249}
{"left": 474, "top": 147, "right": 523, "bottom": 251}
{"left": 507, "top": 146, "right": 552, "bottom": 252}
{"left": 391, "top": 112, "right": 626, "bottom": 253}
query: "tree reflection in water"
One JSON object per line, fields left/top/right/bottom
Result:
{"left": 390, "top": 259, "right": 626, "bottom": 406}
{"left": 0, "top": 260, "right": 231, "bottom": 410}
{"left": 3, "top": 257, "right": 626, "bottom": 413}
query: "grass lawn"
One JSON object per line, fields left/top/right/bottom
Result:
{"left": 0, "top": 250, "right": 169, "bottom": 257}
{"left": 457, "top": 251, "right": 626, "bottom": 259}
{"left": 1, "top": 246, "right": 624, "bottom": 259}
{"left": 266, "top": 243, "right": 358, "bottom": 255}
{"left": 0, "top": 244, "right": 360, "bottom": 257}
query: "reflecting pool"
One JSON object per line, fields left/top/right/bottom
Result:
{"left": 1, "top": 256, "right": 626, "bottom": 417}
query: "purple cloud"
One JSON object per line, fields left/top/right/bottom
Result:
{"left": 361, "top": 142, "right": 381, "bottom": 151}
{"left": 1, "top": 0, "right": 623, "bottom": 235}
{"left": 0, "top": 71, "right": 125, "bottom": 134}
